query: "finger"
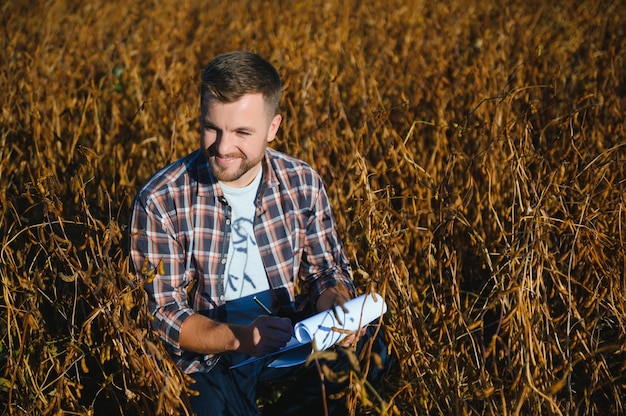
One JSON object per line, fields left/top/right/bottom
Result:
{"left": 337, "top": 333, "right": 357, "bottom": 348}
{"left": 338, "top": 298, "right": 349, "bottom": 314}
{"left": 332, "top": 303, "right": 345, "bottom": 326}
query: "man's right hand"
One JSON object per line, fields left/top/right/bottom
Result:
{"left": 235, "top": 315, "right": 294, "bottom": 357}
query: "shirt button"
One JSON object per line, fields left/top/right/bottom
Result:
{"left": 219, "top": 295, "right": 225, "bottom": 301}
{"left": 220, "top": 258, "right": 226, "bottom": 264}
{"left": 226, "top": 219, "right": 231, "bottom": 225}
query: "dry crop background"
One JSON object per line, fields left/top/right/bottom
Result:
{"left": 1, "top": 0, "right": 625, "bottom": 414}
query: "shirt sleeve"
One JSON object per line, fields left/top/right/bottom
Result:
{"left": 129, "top": 191, "right": 194, "bottom": 355}
{"left": 300, "top": 176, "right": 356, "bottom": 305}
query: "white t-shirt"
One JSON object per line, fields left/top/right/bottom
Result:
{"left": 220, "top": 170, "right": 272, "bottom": 324}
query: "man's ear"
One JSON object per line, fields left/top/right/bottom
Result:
{"left": 267, "top": 114, "right": 282, "bottom": 143}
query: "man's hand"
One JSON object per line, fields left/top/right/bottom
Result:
{"left": 234, "top": 315, "right": 294, "bottom": 357}
{"left": 315, "top": 286, "right": 351, "bottom": 313}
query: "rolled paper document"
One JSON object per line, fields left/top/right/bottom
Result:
{"left": 294, "top": 292, "right": 387, "bottom": 351}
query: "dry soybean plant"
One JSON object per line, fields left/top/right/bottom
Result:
{"left": 1, "top": 0, "right": 625, "bottom": 415}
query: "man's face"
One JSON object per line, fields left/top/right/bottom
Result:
{"left": 201, "top": 93, "right": 281, "bottom": 188}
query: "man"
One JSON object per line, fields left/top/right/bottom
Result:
{"left": 130, "top": 51, "right": 388, "bottom": 415}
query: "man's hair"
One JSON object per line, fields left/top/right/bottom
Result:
{"left": 200, "top": 51, "right": 281, "bottom": 115}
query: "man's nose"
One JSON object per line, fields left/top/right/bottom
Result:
{"left": 214, "top": 131, "right": 235, "bottom": 154}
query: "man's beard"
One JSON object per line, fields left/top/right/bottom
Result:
{"left": 204, "top": 147, "right": 264, "bottom": 184}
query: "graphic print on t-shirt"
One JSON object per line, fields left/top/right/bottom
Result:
{"left": 226, "top": 217, "right": 258, "bottom": 295}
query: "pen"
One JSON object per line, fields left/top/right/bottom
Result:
{"left": 253, "top": 296, "right": 273, "bottom": 315}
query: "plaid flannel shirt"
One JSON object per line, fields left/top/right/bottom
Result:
{"left": 129, "top": 148, "right": 354, "bottom": 374}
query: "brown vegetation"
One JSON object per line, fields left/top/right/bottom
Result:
{"left": 1, "top": 0, "right": 625, "bottom": 414}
